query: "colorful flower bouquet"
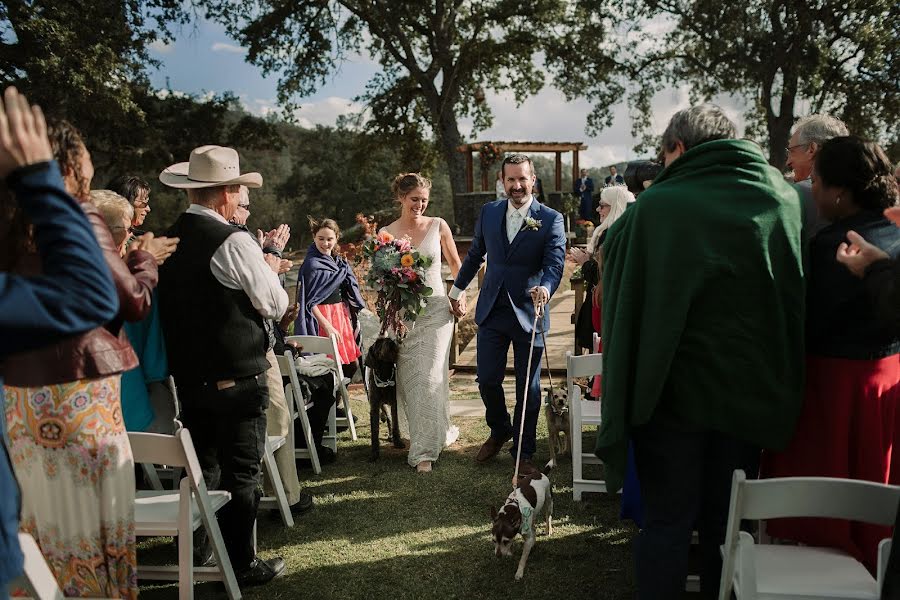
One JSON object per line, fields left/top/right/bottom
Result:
{"left": 357, "top": 231, "right": 434, "bottom": 338}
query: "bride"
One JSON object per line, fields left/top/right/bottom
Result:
{"left": 380, "top": 173, "right": 464, "bottom": 473}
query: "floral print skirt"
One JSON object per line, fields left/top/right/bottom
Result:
{"left": 5, "top": 375, "right": 137, "bottom": 598}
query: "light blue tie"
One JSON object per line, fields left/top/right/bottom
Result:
{"left": 507, "top": 211, "right": 522, "bottom": 243}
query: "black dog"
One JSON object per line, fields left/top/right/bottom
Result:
{"left": 365, "top": 337, "right": 404, "bottom": 461}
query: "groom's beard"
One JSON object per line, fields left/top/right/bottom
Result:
{"left": 507, "top": 187, "right": 531, "bottom": 208}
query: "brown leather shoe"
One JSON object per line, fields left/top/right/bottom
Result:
{"left": 516, "top": 459, "right": 539, "bottom": 478}
{"left": 475, "top": 433, "right": 513, "bottom": 463}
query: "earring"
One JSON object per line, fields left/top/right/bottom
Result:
{"left": 835, "top": 196, "right": 841, "bottom": 205}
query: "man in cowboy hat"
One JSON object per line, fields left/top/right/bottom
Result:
{"left": 156, "top": 145, "right": 289, "bottom": 587}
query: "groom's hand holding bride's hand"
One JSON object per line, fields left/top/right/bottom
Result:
{"left": 449, "top": 295, "right": 466, "bottom": 318}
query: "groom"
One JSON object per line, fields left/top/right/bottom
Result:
{"left": 449, "top": 154, "right": 566, "bottom": 476}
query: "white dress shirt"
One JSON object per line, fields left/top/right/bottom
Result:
{"left": 185, "top": 204, "right": 288, "bottom": 320}
{"left": 449, "top": 197, "right": 548, "bottom": 302}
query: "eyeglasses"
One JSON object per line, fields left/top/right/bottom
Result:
{"left": 785, "top": 143, "right": 809, "bottom": 154}
{"left": 238, "top": 204, "right": 250, "bottom": 210}
{"left": 133, "top": 200, "right": 149, "bottom": 209}
{"left": 599, "top": 203, "right": 612, "bottom": 208}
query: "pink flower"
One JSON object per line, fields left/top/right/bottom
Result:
{"left": 395, "top": 237, "right": 412, "bottom": 253}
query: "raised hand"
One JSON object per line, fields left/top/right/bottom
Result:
{"left": 263, "top": 252, "right": 281, "bottom": 274}
{"left": 0, "top": 87, "right": 53, "bottom": 178}
{"left": 836, "top": 230, "right": 889, "bottom": 278}
{"left": 261, "top": 224, "right": 291, "bottom": 252}
{"left": 277, "top": 258, "right": 293, "bottom": 274}
{"left": 131, "top": 232, "right": 179, "bottom": 265}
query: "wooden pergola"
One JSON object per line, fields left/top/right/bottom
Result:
{"left": 456, "top": 141, "right": 588, "bottom": 193}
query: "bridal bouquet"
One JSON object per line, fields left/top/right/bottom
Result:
{"left": 357, "top": 231, "right": 433, "bottom": 338}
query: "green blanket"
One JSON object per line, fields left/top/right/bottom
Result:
{"left": 594, "top": 139, "right": 805, "bottom": 492}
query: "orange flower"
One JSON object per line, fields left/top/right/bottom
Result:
{"left": 400, "top": 253, "right": 414, "bottom": 267}
{"left": 377, "top": 231, "right": 394, "bottom": 244}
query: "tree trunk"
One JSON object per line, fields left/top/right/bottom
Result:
{"left": 434, "top": 105, "right": 467, "bottom": 215}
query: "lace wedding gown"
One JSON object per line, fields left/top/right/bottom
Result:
{"left": 393, "top": 218, "right": 459, "bottom": 467}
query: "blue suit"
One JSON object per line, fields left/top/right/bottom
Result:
{"left": 454, "top": 198, "right": 566, "bottom": 460}
{"left": 574, "top": 176, "right": 595, "bottom": 221}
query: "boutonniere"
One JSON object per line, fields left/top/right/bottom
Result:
{"left": 522, "top": 216, "right": 542, "bottom": 231}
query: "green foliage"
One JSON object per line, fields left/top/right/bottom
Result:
{"left": 0, "top": 0, "right": 190, "bottom": 156}
{"left": 200, "top": 0, "right": 623, "bottom": 198}
{"left": 617, "top": 0, "right": 900, "bottom": 165}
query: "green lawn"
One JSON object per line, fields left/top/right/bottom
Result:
{"left": 138, "top": 378, "right": 636, "bottom": 599}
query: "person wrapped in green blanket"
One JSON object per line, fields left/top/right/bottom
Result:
{"left": 594, "top": 103, "right": 805, "bottom": 599}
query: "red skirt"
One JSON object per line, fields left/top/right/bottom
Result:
{"left": 763, "top": 354, "right": 900, "bottom": 572}
{"left": 316, "top": 302, "right": 361, "bottom": 365}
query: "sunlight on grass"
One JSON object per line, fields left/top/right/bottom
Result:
{"left": 137, "top": 377, "right": 636, "bottom": 600}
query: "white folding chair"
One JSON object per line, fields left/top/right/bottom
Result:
{"left": 258, "top": 431, "right": 294, "bottom": 527}
{"left": 719, "top": 470, "right": 899, "bottom": 600}
{"left": 129, "top": 429, "right": 241, "bottom": 600}
{"left": 566, "top": 351, "right": 606, "bottom": 500}
{"left": 276, "top": 351, "right": 323, "bottom": 474}
{"left": 285, "top": 334, "right": 357, "bottom": 443}
{"left": 12, "top": 532, "right": 65, "bottom": 600}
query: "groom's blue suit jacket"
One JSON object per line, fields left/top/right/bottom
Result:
{"left": 454, "top": 198, "right": 566, "bottom": 333}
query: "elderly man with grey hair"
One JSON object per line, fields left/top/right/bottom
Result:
{"left": 595, "top": 104, "right": 805, "bottom": 599}
{"left": 786, "top": 114, "right": 849, "bottom": 245}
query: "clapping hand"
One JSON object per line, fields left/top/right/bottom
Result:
{"left": 0, "top": 87, "right": 53, "bottom": 179}
{"left": 130, "top": 232, "right": 179, "bottom": 265}
{"left": 836, "top": 230, "right": 889, "bottom": 278}
{"left": 259, "top": 224, "right": 291, "bottom": 252}
{"left": 568, "top": 246, "right": 591, "bottom": 265}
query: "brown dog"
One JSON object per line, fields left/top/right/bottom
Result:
{"left": 544, "top": 385, "right": 570, "bottom": 463}
{"left": 365, "top": 337, "right": 404, "bottom": 461}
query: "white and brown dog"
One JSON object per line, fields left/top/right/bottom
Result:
{"left": 490, "top": 462, "right": 554, "bottom": 580}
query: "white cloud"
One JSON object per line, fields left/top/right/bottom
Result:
{"left": 211, "top": 42, "right": 246, "bottom": 55}
{"left": 293, "top": 96, "right": 364, "bottom": 128}
{"left": 457, "top": 84, "right": 749, "bottom": 167}
{"left": 149, "top": 39, "right": 174, "bottom": 54}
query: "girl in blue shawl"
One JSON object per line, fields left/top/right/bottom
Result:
{"left": 294, "top": 218, "right": 366, "bottom": 368}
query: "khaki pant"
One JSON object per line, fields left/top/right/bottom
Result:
{"left": 262, "top": 349, "right": 302, "bottom": 505}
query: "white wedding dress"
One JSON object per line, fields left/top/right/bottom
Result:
{"left": 391, "top": 217, "right": 459, "bottom": 467}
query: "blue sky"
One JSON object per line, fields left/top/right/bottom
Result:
{"left": 148, "top": 17, "right": 747, "bottom": 167}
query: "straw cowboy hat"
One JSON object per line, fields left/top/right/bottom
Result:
{"left": 159, "top": 145, "right": 263, "bottom": 189}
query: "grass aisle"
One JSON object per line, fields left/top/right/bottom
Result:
{"left": 139, "top": 376, "right": 635, "bottom": 599}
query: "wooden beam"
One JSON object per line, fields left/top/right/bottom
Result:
{"left": 572, "top": 150, "right": 579, "bottom": 187}
{"left": 481, "top": 163, "right": 489, "bottom": 192}
{"left": 555, "top": 152, "right": 562, "bottom": 192}
{"left": 457, "top": 142, "right": 588, "bottom": 153}
{"left": 465, "top": 151, "right": 473, "bottom": 193}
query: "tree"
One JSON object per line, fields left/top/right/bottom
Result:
{"left": 202, "top": 0, "right": 621, "bottom": 200}
{"left": 0, "top": 0, "right": 190, "bottom": 154}
{"left": 622, "top": 0, "right": 900, "bottom": 167}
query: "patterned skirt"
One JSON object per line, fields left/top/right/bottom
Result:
{"left": 5, "top": 376, "right": 137, "bottom": 598}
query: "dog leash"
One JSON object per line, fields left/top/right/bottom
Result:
{"left": 512, "top": 297, "right": 552, "bottom": 488}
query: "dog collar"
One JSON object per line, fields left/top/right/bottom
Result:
{"left": 373, "top": 366, "right": 396, "bottom": 388}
